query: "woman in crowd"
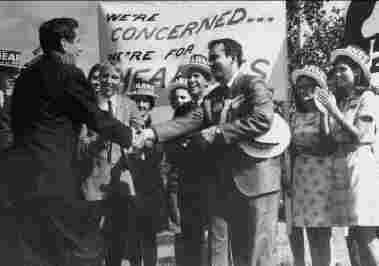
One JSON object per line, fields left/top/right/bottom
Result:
{"left": 288, "top": 65, "right": 335, "bottom": 266}
{"left": 77, "top": 63, "right": 103, "bottom": 188}
{"left": 88, "top": 63, "right": 102, "bottom": 95}
{"left": 316, "top": 45, "right": 379, "bottom": 266}
{"left": 165, "top": 81, "right": 211, "bottom": 266}
{"left": 165, "top": 82, "right": 197, "bottom": 228}
{"left": 125, "top": 79, "right": 168, "bottom": 266}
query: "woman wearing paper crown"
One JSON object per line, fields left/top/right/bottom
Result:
{"left": 126, "top": 79, "right": 170, "bottom": 266}
{"left": 288, "top": 65, "right": 336, "bottom": 266}
{"left": 315, "top": 45, "right": 379, "bottom": 266}
{"left": 164, "top": 80, "right": 215, "bottom": 266}
{"left": 128, "top": 79, "right": 159, "bottom": 128}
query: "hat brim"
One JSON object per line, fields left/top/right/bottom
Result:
{"left": 127, "top": 92, "right": 159, "bottom": 98}
{"left": 238, "top": 113, "right": 291, "bottom": 158}
{"left": 167, "top": 82, "right": 188, "bottom": 92}
{"left": 180, "top": 63, "right": 212, "bottom": 80}
{"left": 330, "top": 49, "right": 371, "bottom": 83}
{"left": 291, "top": 69, "right": 327, "bottom": 90}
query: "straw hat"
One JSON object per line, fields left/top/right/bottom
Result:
{"left": 330, "top": 45, "right": 371, "bottom": 83}
{"left": 179, "top": 54, "right": 212, "bottom": 80}
{"left": 291, "top": 65, "right": 328, "bottom": 90}
{"left": 238, "top": 113, "right": 291, "bottom": 158}
{"left": 167, "top": 78, "right": 189, "bottom": 92}
{"left": 128, "top": 80, "right": 158, "bottom": 99}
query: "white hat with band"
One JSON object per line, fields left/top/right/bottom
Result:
{"left": 330, "top": 45, "right": 371, "bottom": 83}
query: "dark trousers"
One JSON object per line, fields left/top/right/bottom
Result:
{"left": 346, "top": 226, "right": 379, "bottom": 266}
{"left": 104, "top": 195, "right": 131, "bottom": 266}
{"left": 210, "top": 184, "right": 280, "bottom": 266}
{"left": 177, "top": 187, "right": 208, "bottom": 266}
{"left": 128, "top": 220, "right": 157, "bottom": 266}
{"left": 127, "top": 191, "right": 166, "bottom": 266}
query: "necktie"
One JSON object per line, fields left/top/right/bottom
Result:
{"left": 107, "top": 99, "right": 114, "bottom": 117}
{"left": 107, "top": 100, "right": 113, "bottom": 163}
{"left": 219, "top": 85, "right": 232, "bottom": 124}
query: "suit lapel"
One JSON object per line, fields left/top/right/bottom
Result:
{"left": 229, "top": 72, "right": 245, "bottom": 98}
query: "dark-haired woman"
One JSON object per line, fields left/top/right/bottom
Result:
{"left": 165, "top": 82, "right": 212, "bottom": 266}
{"left": 289, "top": 65, "right": 335, "bottom": 266}
{"left": 316, "top": 45, "right": 379, "bottom": 266}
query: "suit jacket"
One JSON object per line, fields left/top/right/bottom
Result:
{"left": 153, "top": 72, "right": 281, "bottom": 197}
{"left": 3, "top": 52, "right": 132, "bottom": 203}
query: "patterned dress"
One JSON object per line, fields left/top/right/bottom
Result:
{"left": 330, "top": 90, "right": 379, "bottom": 226}
{"left": 291, "top": 112, "right": 334, "bottom": 227}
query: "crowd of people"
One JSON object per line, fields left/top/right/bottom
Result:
{"left": 1, "top": 16, "right": 379, "bottom": 266}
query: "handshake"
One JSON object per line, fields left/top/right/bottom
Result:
{"left": 126, "top": 125, "right": 220, "bottom": 155}
{"left": 127, "top": 128, "right": 157, "bottom": 155}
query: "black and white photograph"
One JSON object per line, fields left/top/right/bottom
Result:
{"left": 1, "top": 1, "right": 379, "bottom": 266}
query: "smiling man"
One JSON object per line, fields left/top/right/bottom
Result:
{"left": 180, "top": 53, "right": 214, "bottom": 103}
{"left": 138, "top": 38, "right": 280, "bottom": 266}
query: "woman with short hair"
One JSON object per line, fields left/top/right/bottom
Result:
{"left": 288, "top": 64, "right": 335, "bottom": 266}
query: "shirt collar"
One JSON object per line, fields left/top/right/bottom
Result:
{"left": 99, "top": 94, "right": 117, "bottom": 111}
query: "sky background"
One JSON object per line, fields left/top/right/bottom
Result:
{"left": 0, "top": 1, "right": 99, "bottom": 74}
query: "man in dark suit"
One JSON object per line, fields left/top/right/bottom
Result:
{"left": 138, "top": 38, "right": 281, "bottom": 266}
{"left": 0, "top": 17, "right": 134, "bottom": 265}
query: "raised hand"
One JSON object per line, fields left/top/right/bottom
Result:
{"left": 315, "top": 88, "right": 338, "bottom": 116}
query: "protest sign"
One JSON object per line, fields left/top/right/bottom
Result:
{"left": 98, "top": 1, "right": 287, "bottom": 107}
{"left": 0, "top": 49, "right": 22, "bottom": 69}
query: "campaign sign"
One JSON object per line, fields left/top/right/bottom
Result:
{"left": 0, "top": 49, "right": 21, "bottom": 69}
{"left": 98, "top": 1, "right": 288, "bottom": 106}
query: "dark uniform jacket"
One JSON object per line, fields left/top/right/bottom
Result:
{"left": 127, "top": 114, "right": 168, "bottom": 223}
{"left": 153, "top": 73, "right": 281, "bottom": 198}
{"left": 1, "top": 52, "right": 132, "bottom": 205}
